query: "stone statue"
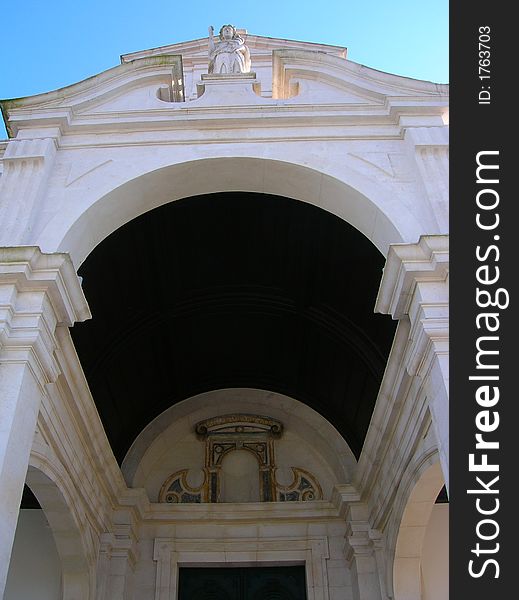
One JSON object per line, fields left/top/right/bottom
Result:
{"left": 208, "top": 25, "right": 251, "bottom": 74}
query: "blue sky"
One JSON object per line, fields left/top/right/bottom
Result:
{"left": 0, "top": 0, "right": 448, "bottom": 138}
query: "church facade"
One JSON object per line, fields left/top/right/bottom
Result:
{"left": 0, "top": 27, "right": 449, "bottom": 600}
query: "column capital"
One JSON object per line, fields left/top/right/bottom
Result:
{"left": 375, "top": 236, "right": 448, "bottom": 381}
{"left": 342, "top": 502, "right": 384, "bottom": 600}
{"left": 0, "top": 246, "right": 90, "bottom": 385}
{"left": 0, "top": 246, "right": 90, "bottom": 324}
{"left": 99, "top": 525, "right": 138, "bottom": 570}
{"left": 375, "top": 235, "right": 448, "bottom": 320}
{"left": 340, "top": 497, "right": 374, "bottom": 565}
{"left": 404, "top": 125, "right": 449, "bottom": 149}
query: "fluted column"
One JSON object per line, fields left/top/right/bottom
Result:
{"left": 0, "top": 133, "right": 59, "bottom": 245}
{"left": 404, "top": 126, "right": 449, "bottom": 232}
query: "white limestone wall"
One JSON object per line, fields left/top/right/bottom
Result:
{"left": 28, "top": 137, "right": 444, "bottom": 268}
{"left": 4, "top": 510, "right": 62, "bottom": 600}
{"left": 422, "top": 504, "right": 449, "bottom": 600}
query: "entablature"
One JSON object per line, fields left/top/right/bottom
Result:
{"left": 2, "top": 46, "right": 448, "bottom": 139}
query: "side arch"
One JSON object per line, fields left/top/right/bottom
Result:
{"left": 387, "top": 452, "right": 447, "bottom": 600}
{"left": 27, "top": 444, "right": 96, "bottom": 600}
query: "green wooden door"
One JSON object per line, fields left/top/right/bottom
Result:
{"left": 178, "top": 566, "right": 307, "bottom": 600}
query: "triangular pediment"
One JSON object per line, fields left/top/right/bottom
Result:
{"left": 120, "top": 32, "right": 348, "bottom": 65}
{"left": 1, "top": 32, "right": 448, "bottom": 136}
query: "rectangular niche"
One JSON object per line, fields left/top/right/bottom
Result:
{"left": 153, "top": 537, "right": 330, "bottom": 600}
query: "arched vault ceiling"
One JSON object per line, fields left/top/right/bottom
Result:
{"left": 70, "top": 192, "right": 397, "bottom": 463}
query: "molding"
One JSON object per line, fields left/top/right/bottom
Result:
{"left": 0, "top": 246, "right": 91, "bottom": 325}
{"left": 153, "top": 536, "right": 330, "bottom": 600}
{"left": 272, "top": 49, "right": 448, "bottom": 100}
{"left": 331, "top": 483, "right": 361, "bottom": 520}
{"left": 1, "top": 56, "right": 184, "bottom": 111}
{"left": 0, "top": 247, "right": 90, "bottom": 386}
{"left": 375, "top": 235, "right": 449, "bottom": 319}
{"left": 1, "top": 49, "right": 448, "bottom": 138}
{"left": 146, "top": 499, "right": 339, "bottom": 523}
{"left": 2, "top": 103, "right": 448, "bottom": 141}
{"left": 53, "top": 326, "right": 132, "bottom": 505}
{"left": 121, "top": 33, "right": 347, "bottom": 64}
{"left": 404, "top": 125, "right": 449, "bottom": 148}
{"left": 1, "top": 137, "right": 58, "bottom": 163}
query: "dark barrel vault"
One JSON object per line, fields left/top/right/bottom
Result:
{"left": 70, "top": 192, "right": 397, "bottom": 463}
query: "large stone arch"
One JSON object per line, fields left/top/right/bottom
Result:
{"left": 26, "top": 444, "right": 95, "bottom": 600}
{"left": 41, "top": 156, "right": 417, "bottom": 268}
{"left": 388, "top": 453, "right": 447, "bottom": 600}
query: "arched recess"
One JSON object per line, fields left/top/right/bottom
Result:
{"left": 4, "top": 486, "right": 61, "bottom": 600}
{"left": 48, "top": 157, "right": 410, "bottom": 268}
{"left": 71, "top": 191, "right": 397, "bottom": 464}
{"left": 122, "top": 388, "right": 356, "bottom": 494}
{"left": 392, "top": 460, "right": 448, "bottom": 600}
{"left": 22, "top": 451, "right": 95, "bottom": 600}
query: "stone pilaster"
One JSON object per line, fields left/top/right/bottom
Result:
{"left": 96, "top": 525, "right": 138, "bottom": 600}
{"left": 337, "top": 486, "right": 383, "bottom": 600}
{"left": 375, "top": 235, "right": 449, "bottom": 489}
{"left": 0, "top": 133, "right": 59, "bottom": 245}
{"left": 0, "top": 246, "right": 90, "bottom": 597}
{"left": 369, "top": 530, "right": 389, "bottom": 600}
{"left": 404, "top": 127, "right": 449, "bottom": 232}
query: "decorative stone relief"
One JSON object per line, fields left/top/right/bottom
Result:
{"left": 276, "top": 467, "right": 322, "bottom": 502}
{"left": 208, "top": 25, "right": 251, "bottom": 74}
{"left": 158, "top": 414, "right": 322, "bottom": 503}
{"left": 159, "top": 469, "right": 203, "bottom": 503}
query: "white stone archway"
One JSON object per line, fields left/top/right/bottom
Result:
{"left": 0, "top": 30, "right": 449, "bottom": 600}
{"left": 40, "top": 155, "right": 414, "bottom": 269}
{"left": 9, "top": 448, "right": 96, "bottom": 600}
{"left": 390, "top": 458, "right": 447, "bottom": 600}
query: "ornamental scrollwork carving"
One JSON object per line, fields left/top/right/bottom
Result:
{"left": 159, "top": 469, "right": 204, "bottom": 503}
{"left": 159, "top": 414, "right": 322, "bottom": 503}
{"left": 275, "top": 467, "right": 322, "bottom": 502}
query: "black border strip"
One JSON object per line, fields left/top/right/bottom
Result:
{"left": 450, "top": 2, "right": 515, "bottom": 596}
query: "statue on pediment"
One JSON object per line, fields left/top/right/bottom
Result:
{"left": 208, "top": 25, "right": 251, "bottom": 74}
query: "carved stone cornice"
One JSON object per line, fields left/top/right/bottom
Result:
{"left": 0, "top": 246, "right": 91, "bottom": 386}
{"left": 375, "top": 235, "right": 448, "bottom": 320}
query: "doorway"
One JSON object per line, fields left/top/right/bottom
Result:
{"left": 178, "top": 565, "right": 307, "bottom": 599}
